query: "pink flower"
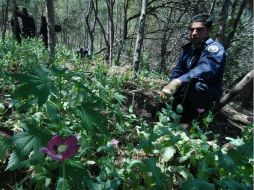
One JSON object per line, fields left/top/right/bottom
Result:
{"left": 197, "top": 108, "right": 205, "bottom": 114}
{"left": 107, "top": 139, "right": 119, "bottom": 148}
{"left": 40, "top": 135, "right": 79, "bottom": 161}
{"left": 246, "top": 116, "right": 253, "bottom": 123}
{"left": 111, "top": 139, "right": 119, "bottom": 146}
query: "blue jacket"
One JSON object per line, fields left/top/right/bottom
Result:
{"left": 171, "top": 38, "right": 226, "bottom": 100}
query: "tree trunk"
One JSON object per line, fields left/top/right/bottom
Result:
{"left": 214, "top": 69, "right": 254, "bottom": 112}
{"left": 106, "top": 0, "right": 115, "bottom": 65}
{"left": 159, "top": 9, "right": 186, "bottom": 73}
{"left": 224, "top": 0, "right": 247, "bottom": 49}
{"left": 209, "top": 0, "right": 217, "bottom": 15}
{"left": 132, "top": 0, "right": 148, "bottom": 79}
{"left": 216, "top": 0, "right": 231, "bottom": 44}
{"left": 85, "top": 0, "right": 96, "bottom": 55}
{"left": 94, "top": 0, "right": 109, "bottom": 59}
{"left": 45, "top": 0, "right": 56, "bottom": 66}
{"left": 116, "top": 0, "right": 129, "bottom": 65}
{"left": 1, "top": 0, "right": 9, "bottom": 43}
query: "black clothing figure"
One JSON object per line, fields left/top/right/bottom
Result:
{"left": 18, "top": 7, "right": 36, "bottom": 38}
{"left": 55, "top": 24, "right": 62, "bottom": 33}
{"left": 10, "top": 7, "right": 21, "bottom": 43}
{"left": 39, "top": 16, "right": 48, "bottom": 48}
{"left": 77, "top": 48, "right": 89, "bottom": 58}
{"left": 39, "top": 16, "right": 62, "bottom": 48}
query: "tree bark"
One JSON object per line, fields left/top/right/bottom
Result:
{"left": 85, "top": 0, "right": 97, "bottom": 55}
{"left": 106, "top": 0, "right": 115, "bottom": 65}
{"left": 214, "top": 69, "right": 254, "bottom": 112}
{"left": 159, "top": 9, "right": 186, "bottom": 73}
{"left": 45, "top": 0, "right": 56, "bottom": 65}
{"left": 216, "top": 0, "right": 231, "bottom": 44}
{"left": 115, "top": 0, "right": 129, "bottom": 65}
{"left": 132, "top": 0, "right": 148, "bottom": 79}
{"left": 1, "top": 0, "right": 9, "bottom": 43}
{"left": 209, "top": 0, "right": 217, "bottom": 15}
{"left": 94, "top": 0, "right": 109, "bottom": 59}
{"left": 221, "top": 106, "right": 253, "bottom": 128}
{"left": 224, "top": 0, "right": 247, "bottom": 49}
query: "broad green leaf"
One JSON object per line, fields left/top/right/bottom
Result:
{"left": 217, "top": 151, "right": 236, "bottom": 172}
{"left": 225, "top": 137, "right": 244, "bottom": 147}
{"left": 0, "top": 136, "right": 12, "bottom": 161}
{"left": 10, "top": 65, "right": 57, "bottom": 107}
{"left": 143, "top": 158, "right": 164, "bottom": 188}
{"left": 46, "top": 102, "right": 60, "bottom": 123}
{"left": 7, "top": 117, "right": 50, "bottom": 170}
{"left": 77, "top": 102, "right": 108, "bottom": 134}
{"left": 56, "top": 177, "right": 70, "bottom": 190}
{"left": 179, "top": 150, "right": 195, "bottom": 163}
{"left": 113, "top": 92, "right": 126, "bottom": 105}
{"left": 182, "top": 178, "right": 215, "bottom": 190}
{"left": 9, "top": 72, "right": 43, "bottom": 83}
{"left": 161, "top": 147, "right": 176, "bottom": 162}
{"left": 64, "top": 160, "right": 89, "bottom": 189}
{"left": 217, "top": 180, "right": 251, "bottom": 190}
{"left": 197, "top": 160, "right": 217, "bottom": 180}
{"left": 6, "top": 150, "right": 26, "bottom": 170}
{"left": 126, "top": 160, "right": 147, "bottom": 173}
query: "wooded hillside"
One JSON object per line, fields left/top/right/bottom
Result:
{"left": 0, "top": 0, "right": 253, "bottom": 189}
{"left": 1, "top": 0, "right": 253, "bottom": 83}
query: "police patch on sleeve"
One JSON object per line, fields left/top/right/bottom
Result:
{"left": 207, "top": 45, "right": 219, "bottom": 53}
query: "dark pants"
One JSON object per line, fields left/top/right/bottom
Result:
{"left": 173, "top": 80, "right": 214, "bottom": 122}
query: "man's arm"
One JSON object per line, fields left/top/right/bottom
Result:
{"left": 177, "top": 43, "right": 225, "bottom": 84}
{"left": 171, "top": 51, "right": 185, "bottom": 79}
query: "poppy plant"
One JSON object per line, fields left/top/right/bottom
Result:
{"left": 41, "top": 135, "right": 79, "bottom": 161}
{"left": 197, "top": 108, "right": 205, "bottom": 114}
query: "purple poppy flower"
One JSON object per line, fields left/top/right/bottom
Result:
{"left": 111, "top": 139, "right": 119, "bottom": 146}
{"left": 40, "top": 135, "right": 79, "bottom": 161}
{"left": 197, "top": 108, "right": 205, "bottom": 114}
{"left": 107, "top": 139, "right": 119, "bottom": 148}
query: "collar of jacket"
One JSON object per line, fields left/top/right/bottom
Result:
{"left": 182, "top": 38, "right": 214, "bottom": 51}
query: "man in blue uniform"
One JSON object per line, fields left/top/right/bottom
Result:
{"left": 160, "top": 14, "right": 226, "bottom": 120}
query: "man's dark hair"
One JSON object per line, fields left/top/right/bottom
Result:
{"left": 191, "top": 14, "right": 213, "bottom": 28}
{"left": 22, "top": 7, "right": 29, "bottom": 16}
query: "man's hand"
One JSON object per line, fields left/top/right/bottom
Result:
{"left": 159, "top": 91, "right": 170, "bottom": 102}
{"left": 160, "top": 79, "right": 181, "bottom": 101}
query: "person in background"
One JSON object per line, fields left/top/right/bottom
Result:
{"left": 39, "top": 16, "right": 48, "bottom": 48}
{"left": 10, "top": 6, "right": 22, "bottom": 44}
{"left": 160, "top": 14, "right": 226, "bottom": 121}
{"left": 39, "top": 16, "right": 62, "bottom": 48}
{"left": 77, "top": 47, "right": 89, "bottom": 58}
{"left": 18, "top": 7, "right": 36, "bottom": 38}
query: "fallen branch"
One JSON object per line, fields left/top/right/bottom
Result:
{"left": 214, "top": 69, "right": 254, "bottom": 112}
{"left": 220, "top": 105, "right": 253, "bottom": 129}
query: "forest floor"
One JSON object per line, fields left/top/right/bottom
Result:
{"left": 121, "top": 78, "right": 253, "bottom": 144}
{"left": 0, "top": 63, "right": 253, "bottom": 189}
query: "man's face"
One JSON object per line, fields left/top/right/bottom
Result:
{"left": 189, "top": 21, "right": 210, "bottom": 45}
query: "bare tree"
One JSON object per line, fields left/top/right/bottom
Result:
{"left": 1, "top": 0, "right": 9, "bottom": 42}
{"left": 45, "top": 0, "right": 56, "bottom": 65}
{"left": 106, "top": 0, "right": 115, "bottom": 65}
{"left": 85, "top": 0, "right": 97, "bottom": 55}
{"left": 217, "top": 0, "right": 248, "bottom": 50}
{"left": 224, "top": 0, "right": 248, "bottom": 49}
{"left": 209, "top": 0, "right": 217, "bottom": 15}
{"left": 132, "top": 0, "right": 148, "bottom": 78}
{"left": 116, "top": 0, "right": 129, "bottom": 65}
{"left": 94, "top": 0, "right": 110, "bottom": 57}
{"left": 159, "top": 8, "right": 186, "bottom": 73}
